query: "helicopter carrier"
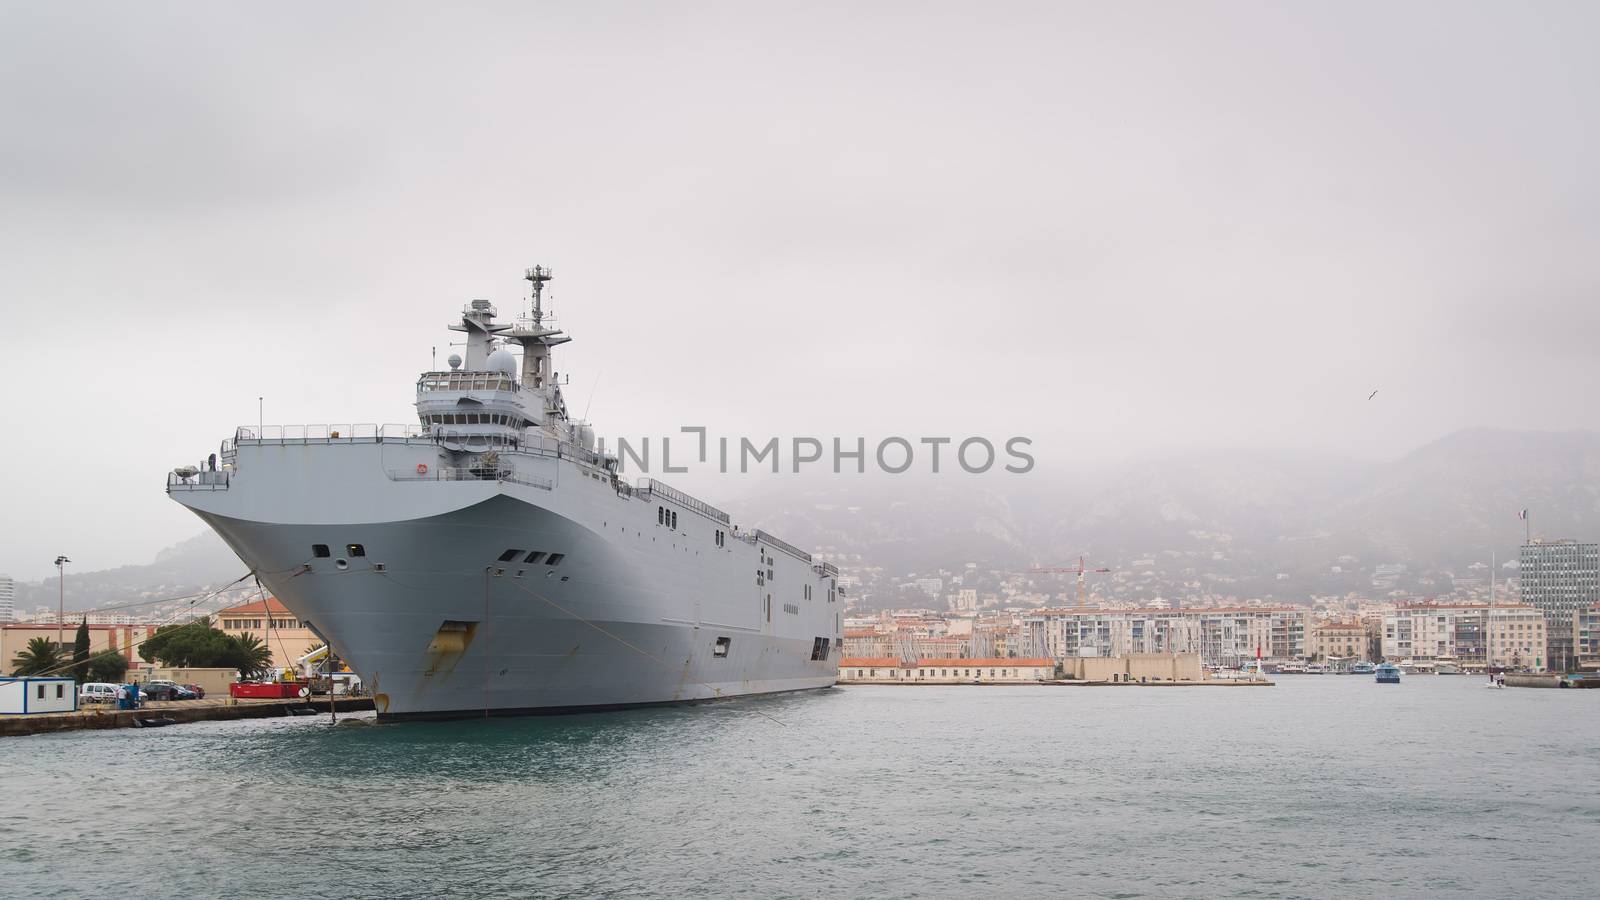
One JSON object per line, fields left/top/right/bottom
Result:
{"left": 167, "top": 267, "right": 840, "bottom": 719}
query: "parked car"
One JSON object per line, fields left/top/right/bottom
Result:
{"left": 181, "top": 683, "right": 206, "bottom": 699}
{"left": 141, "top": 682, "right": 198, "bottom": 701}
{"left": 79, "top": 683, "right": 119, "bottom": 704}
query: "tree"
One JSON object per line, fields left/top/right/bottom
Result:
{"left": 139, "top": 617, "right": 232, "bottom": 668}
{"left": 72, "top": 619, "right": 91, "bottom": 682}
{"left": 231, "top": 633, "right": 275, "bottom": 679}
{"left": 86, "top": 651, "right": 129, "bottom": 684}
{"left": 11, "top": 637, "right": 64, "bottom": 676}
{"left": 139, "top": 617, "right": 276, "bottom": 678}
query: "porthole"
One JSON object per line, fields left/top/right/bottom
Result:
{"left": 334, "top": 558, "right": 350, "bottom": 571}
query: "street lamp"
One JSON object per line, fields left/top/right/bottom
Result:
{"left": 54, "top": 555, "right": 70, "bottom": 649}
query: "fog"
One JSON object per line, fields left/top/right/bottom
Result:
{"left": 2, "top": 2, "right": 1598, "bottom": 580}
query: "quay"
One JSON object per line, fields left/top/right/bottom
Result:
{"left": 0, "top": 696, "right": 374, "bottom": 738}
{"left": 836, "top": 652, "right": 1272, "bottom": 686}
{"left": 1503, "top": 673, "right": 1600, "bottom": 689}
{"left": 838, "top": 677, "right": 1272, "bottom": 687}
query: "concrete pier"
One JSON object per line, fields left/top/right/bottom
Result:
{"left": 0, "top": 696, "right": 375, "bottom": 737}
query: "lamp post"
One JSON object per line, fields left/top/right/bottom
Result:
{"left": 53, "top": 555, "right": 70, "bottom": 649}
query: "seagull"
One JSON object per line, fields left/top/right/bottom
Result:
{"left": 1368, "top": 390, "right": 1379, "bottom": 400}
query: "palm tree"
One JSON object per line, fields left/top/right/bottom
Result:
{"left": 11, "top": 637, "right": 64, "bottom": 676}
{"left": 230, "top": 632, "right": 275, "bottom": 679}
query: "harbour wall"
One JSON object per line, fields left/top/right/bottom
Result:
{"left": 0, "top": 696, "right": 374, "bottom": 737}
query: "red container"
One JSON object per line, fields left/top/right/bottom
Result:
{"left": 229, "top": 682, "right": 309, "bottom": 699}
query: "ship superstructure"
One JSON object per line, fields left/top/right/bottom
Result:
{"left": 168, "top": 267, "right": 841, "bottom": 719}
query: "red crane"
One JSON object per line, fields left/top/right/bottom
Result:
{"left": 1028, "top": 555, "right": 1112, "bottom": 607}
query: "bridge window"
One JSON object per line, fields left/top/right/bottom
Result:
{"left": 524, "top": 551, "right": 546, "bottom": 565}
{"left": 346, "top": 544, "right": 365, "bottom": 557}
{"left": 497, "top": 549, "right": 522, "bottom": 562}
{"left": 546, "top": 553, "right": 565, "bottom": 566}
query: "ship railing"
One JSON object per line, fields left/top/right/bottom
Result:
{"left": 637, "top": 478, "right": 731, "bottom": 525}
{"left": 166, "top": 470, "right": 230, "bottom": 492}
{"left": 385, "top": 466, "right": 553, "bottom": 490}
{"left": 232, "top": 423, "right": 607, "bottom": 473}
{"left": 755, "top": 529, "right": 812, "bottom": 564}
{"left": 236, "top": 424, "right": 426, "bottom": 444}
{"left": 514, "top": 434, "right": 607, "bottom": 468}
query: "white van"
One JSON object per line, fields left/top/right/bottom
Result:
{"left": 79, "top": 683, "right": 120, "bottom": 704}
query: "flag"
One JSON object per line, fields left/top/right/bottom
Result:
{"left": 1518, "top": 509, "right": 1528, "bottom": 521}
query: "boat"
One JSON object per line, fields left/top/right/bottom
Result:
{"left": 167, "top": 266, "right": 841, "bottom": 720}
{"left": 1304, "top": 663, "right": 1328, "bottom": 675}
{"left": 1349, "top": 661, "right": 1376, "bottom": 675}
{"left": 1434, "top": 659, "right": 1463, "bottom": 675}
{"left": 1375, "top": 663, "right": 1402, "bottom": 684}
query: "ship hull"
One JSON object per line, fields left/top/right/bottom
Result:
{"left": 175, "top": 443, "right": 840, "bottom": 720}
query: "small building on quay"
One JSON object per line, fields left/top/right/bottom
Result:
{"left": 0, "top": 677, "right": 77, "bottom": 714}
{"left": 839, "top": 658, "right": 1056, "bottom": 684}
{"left": 1061, "top": 652, "right": 1204, "bottom": 683}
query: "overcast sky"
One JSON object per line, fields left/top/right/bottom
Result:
{"left": 2, "top": 1, "right": 1598, "bottom": 580}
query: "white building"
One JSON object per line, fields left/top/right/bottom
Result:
{"left": 0, "top": 575, "right": 15, "bottom": 623}
{"left": 1020, "top": 607, "right": 1307, "bottom": 666}
{"left": 0, "top": 677, "right": 77, "bottom": 714}
{"left": 1381, "top": 602, "right": 1546, "bottom": 670}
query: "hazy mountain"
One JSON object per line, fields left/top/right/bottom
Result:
{"left": 13, "top": 531, "right": 243, "bottom": 615}
{"left": 728, "top": 428, "right": 1600, "bottom": 604}
{"left": 14, "top": 428, "right": 1597, "bottom": 614}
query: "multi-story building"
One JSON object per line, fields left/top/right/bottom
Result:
{"left": 1382, "top": 601, "right": 1546, "bottom": 670}
{"left": 1020, "top": 607, "right": 1304, "bottom": 666}
{"left": 1487, "top": 606, "right": 1547, "bottom": 671}
{"left": 216, "top": 596, "right": 322, "bottom": 670}
{"left": 0, "top": 574, "right": 14, "bottom": 624}
{"left": 1310, "top": 621, "right": 1367, "bottom": 662}
{"left": 1575, "top": 605, "right": 1600, "bottom": 671}
{"left": 1520, "top": 540, "right": 1599, "bottom": 670}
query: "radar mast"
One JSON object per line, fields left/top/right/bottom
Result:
{"left": 506, "top": 264, "right": 571, "bottom": 399}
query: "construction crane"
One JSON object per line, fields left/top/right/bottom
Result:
{"left": 1028, "top": 555, "right": 1112, "bottom": 608}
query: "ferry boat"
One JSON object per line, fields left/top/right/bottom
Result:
{"left": 1349, "top": 661, "right": 1376, "bottom": 675}
{"left": 1374, "top": 663, "right": 1402, "bottom": 684}
{"left": 167, "top": 266, "right": 841, "bottom": 719}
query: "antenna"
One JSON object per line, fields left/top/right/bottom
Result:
{"left": 524, "top": 265, "right": 553, "bottom": 325}
{"left": 582, "top": 372, "right": 603, "bottom": 421}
